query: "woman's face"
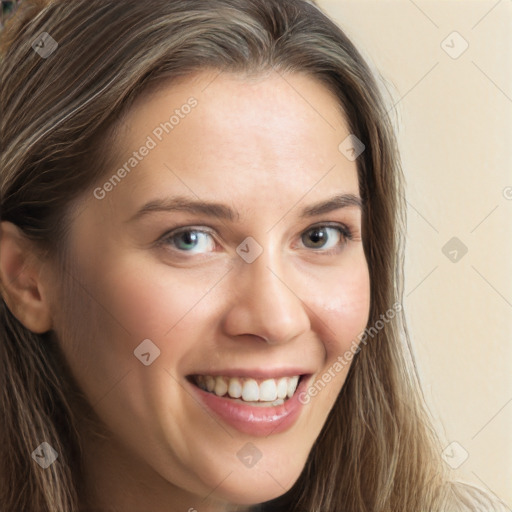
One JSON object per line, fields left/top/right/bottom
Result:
{"left": 51, "top": 71, "right": 370, "bottom": 509}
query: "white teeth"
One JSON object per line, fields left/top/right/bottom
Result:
{"left": 259, "top": 379, "right": 277, "bottom": 401}
{"left": 214, "top": 376, "right": 228, "bottom": 397}
{"left": 227, "top": 378, "right": 242, "bottom": 399}
{"left": 276, "top": 377, "right": 288, "bottom": 399}
{"left": 287, "top": 376, "right": 299, "bottom": 398}
{"left": 193, "top": 374, "right": 301, "bottom": 403}
{"left": 205, "top": 376, "right": 215, "bottom": 392}
{"left": 241, "top": 379, "right": 260, "bottom": 401}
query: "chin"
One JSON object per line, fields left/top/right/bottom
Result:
{"left": 191, "top": 454, "right": 304, "bottom": 506}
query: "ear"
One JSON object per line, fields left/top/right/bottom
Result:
{"left": 0, "top": 221, "right": 53, "bottom": 333}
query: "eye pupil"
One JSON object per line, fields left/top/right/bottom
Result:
{"left": 310, "top": 229, "right": 324, "bottom": 242}
{"left": 307, "top": 228, "right": 327, "bottom": 247}
{"left": 178, "top": 231, "right": 198, "bottom": 248}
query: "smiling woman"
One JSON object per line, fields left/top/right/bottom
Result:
{"left": 0, "top": 1, "right": 507, "bottom": 512}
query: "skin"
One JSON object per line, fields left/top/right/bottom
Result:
{"left": 0, "top": 71, "right": 370, "bottom": 511}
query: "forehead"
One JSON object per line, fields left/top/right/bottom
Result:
{"left": 91, "top": 70, "right": 360, "bottom": 219}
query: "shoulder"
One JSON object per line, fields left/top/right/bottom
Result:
{"left": 441, "top": 480, "right": 511, "bottom": 512}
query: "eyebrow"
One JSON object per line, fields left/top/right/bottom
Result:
{"left": 127, "top": 193, "right": 363, "bottom": 223}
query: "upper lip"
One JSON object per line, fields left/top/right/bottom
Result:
{"left": 187, "top": 368, "right": 313, "bottom": 379}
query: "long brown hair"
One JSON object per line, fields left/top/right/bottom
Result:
{"left": 0, "top": 1, "right": 505, "bottom": 510}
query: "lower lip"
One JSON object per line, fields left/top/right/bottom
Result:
{"left": 188, "top": 376, "right": 310, "bottom": 436}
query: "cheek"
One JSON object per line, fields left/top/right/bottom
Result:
{"left": 51, "top": 252, "right": 221, "bottom": 416}
{"left": 80, "top": 254, "right": 226, "bottom": 343}
{"left": 312, "top": 253, "right": 371, "bottom": 357}
{"left": 303, "top": 252, "right": 370, "bottom": 402}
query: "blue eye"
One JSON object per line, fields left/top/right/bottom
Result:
{"left": 162, "top": 228, "right": 216, "bottom": 254}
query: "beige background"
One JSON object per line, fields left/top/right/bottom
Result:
{"left": 318, "top": 0, "right": 512, "bottom": 507}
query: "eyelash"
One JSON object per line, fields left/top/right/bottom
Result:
{"left": 156, "top": 222, "right": 354, "bottom": 257}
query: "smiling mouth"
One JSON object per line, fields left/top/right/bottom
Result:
{"left": 188, "top": 374, "right": 304, "bottom": 407}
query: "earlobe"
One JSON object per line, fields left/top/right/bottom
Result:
{"left": 0, "top": 221, "right": 53, "bottom": 334}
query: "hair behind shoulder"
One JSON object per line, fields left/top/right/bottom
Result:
{"left": 440, "top": 481, "right": 511, "bottom": 512}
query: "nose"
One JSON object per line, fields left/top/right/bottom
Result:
{"left": 221, "top": 246, "right": 311, "bottom": 346}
